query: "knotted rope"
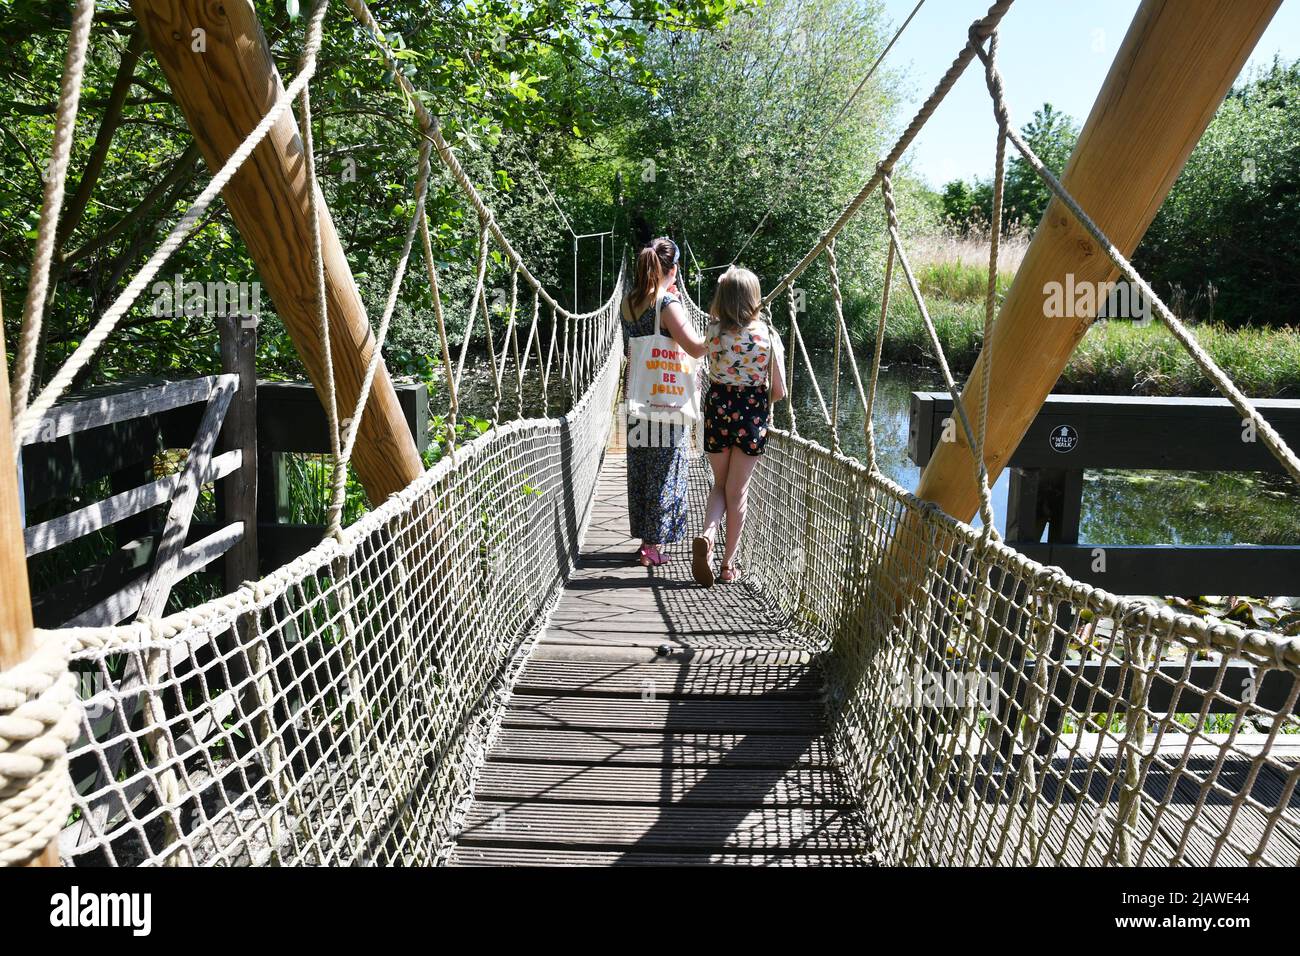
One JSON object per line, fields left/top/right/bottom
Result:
{"left": 0, "top": 636, "right": 79, "bottom": 866}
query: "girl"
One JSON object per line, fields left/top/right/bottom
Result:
{"left": 620, "top": 237, "right": 707, "bottom": 567}
{"left": 692, "top": 267, "right": 786, "bottom": 586}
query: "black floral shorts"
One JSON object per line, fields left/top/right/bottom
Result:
{"left": 704, "top": 383, "right": 770, "bottom": 456}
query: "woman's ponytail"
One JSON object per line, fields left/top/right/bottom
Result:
{"left": 635, "top": 245, "right": 664, "bottom": 302}
{"left": 634, "top": 237, "right": 678, "bottom": 303}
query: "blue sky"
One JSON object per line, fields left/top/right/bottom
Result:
{"left": 878, "top": 0, "right": 1300, "bottom": 187}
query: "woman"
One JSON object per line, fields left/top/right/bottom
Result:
{"left": 692, "top": 266, "right": 786, "bottom": 586}
{"left": 620, "top": 237, "right": 706, "bottom": 567}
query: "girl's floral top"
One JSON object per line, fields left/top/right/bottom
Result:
{"left": 705, "top": 320, "right": 777, "bottom": 387}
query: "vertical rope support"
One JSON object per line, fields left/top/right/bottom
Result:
{"left": 296, "top": 0, "right": 343, "bottom": 525}
{"left": 417, "top": 206, "right": 458, "bottom": 455}
{"left": 976, "top": 30, "right": 1008, "bottom": 544}
{"left": 543, "top": 303, "right": 558, "bottom": 416}
{"left": 454, "top": 219, "right": 492, "bottom": 398}
{"left": 783, "top": 286, "right": 800, "bottom": 436}
{"left": 1113, "top": 624, "right": 1157, "bottom": 866}
{"left": 865, "top": 227, "right": 896, "bottom": 473}
{"left": 825, "top": 240, "right": 846, "bottom": 455}
{"left": 327, "top": 135, "right": 432, "bottom": 532}
{"left": 495, "top": 266, "right": 519, "bottom": 422}
{"left": 141, "top": 648, "right": 190, "bottom": 865}
{"left": 517, "top": 288, "right": 539, "bottom": 419}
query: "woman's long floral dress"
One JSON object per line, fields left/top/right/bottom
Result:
{"left": 621, "top": 292, "right": 690, "bottom": 545}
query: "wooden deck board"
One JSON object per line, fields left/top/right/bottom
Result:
{"left": 514, "top": 660, "right": 822, "bottom": 698}
{"left": 449, "top": 846, "right": 870, "bottom": 866}
{"left": 486, "top": 728, "right": 834, "bottom": 767}
{"left": 503, "top": 695, "right": 824, "bottom": 733}
{"left": 457, "top": 801, "right": 870, "bottom": 852}
{"left": 450, "top": 452, "right": 865, "bottom": 865}
{"left": 474, "top": 762, "right": 854, "bottom": 806}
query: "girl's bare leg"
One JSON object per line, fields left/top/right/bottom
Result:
{"left": 702, "top": 448, "right": 731, "bottom": 544}
{"left": 721, "top": 450, "right": 760, "bottom": 574}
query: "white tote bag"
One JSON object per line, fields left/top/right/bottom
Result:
{"left": 624, "top": 296, "right": 700, "bottom": 424}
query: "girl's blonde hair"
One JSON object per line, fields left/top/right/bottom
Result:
{"left": 709, "top": 266, "right": 762, "bottom": 333}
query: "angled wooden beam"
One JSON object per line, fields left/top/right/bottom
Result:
{"left": 915, "top": 0, "right": 1282, "bottom": 522}
{"left": 131, "top": 0, "right": 423, "bottom": 507}
{"left": 0, "top": 307, "right": 58, "bottom": 866}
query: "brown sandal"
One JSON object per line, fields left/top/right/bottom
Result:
{"left": 720, "top": 562, "right": 742, "bottom": 584}
{"left": 691, "top": 536, "right": 715, "bottom": 588}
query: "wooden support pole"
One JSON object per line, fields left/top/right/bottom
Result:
{"left": 217, "top": 314, "right": 258, "bottom": 590}
{"left": 131, "top": 0, "right": 423, "bottom": 506}
{"left": 0, "top": 308, "right": 58, "bottom": 867}
{"left": 915, "top": 0, "right": 1281, "bottom": 522}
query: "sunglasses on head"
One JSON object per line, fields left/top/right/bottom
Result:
{"left": 651, "top": 237, "right": 680, "bottom": 268}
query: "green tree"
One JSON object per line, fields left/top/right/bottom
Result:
{"left": 1136, "top": 57, "right": 1300, "bottom": 327}
{"left": 0, "top": 0, "right": 754, "bottom": 389}
{"left": 584, "top": 0, "right": 901, "bottom": 341}
{"left": 1003, "top": 102, "right": 1078, "bottom": 228}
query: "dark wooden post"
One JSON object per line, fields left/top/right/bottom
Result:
{"left": 217, "top": 314, "right": 258, "bottom": 590}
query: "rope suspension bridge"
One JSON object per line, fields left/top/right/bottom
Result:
{"left": 1, "top": 0, "right": 1298, "bottom": 868}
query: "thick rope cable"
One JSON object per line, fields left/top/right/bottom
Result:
{"left": 969, "top": 38, "right": 1300, "bottom": 488}
{"left": 0, "top": 636, "right": 79, "bottom": 866}
{"left": 15, "top": 24, "right": 329, "bottom": 446}
{"left": 761, "top": 0, "right": 1015, "bottom": 309}
{"left": 728, "top": 0, "right": 928, "bottom": 267}
{"left": 10, "top": 0, "right": 96, "bottom": 432}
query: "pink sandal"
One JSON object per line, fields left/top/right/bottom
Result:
{"left": 638, "top": 544, "right": 669, "bottom": 567}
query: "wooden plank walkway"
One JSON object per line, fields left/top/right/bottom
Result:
{"left": 450, "top": 453, "right": 871, "bottom": 866}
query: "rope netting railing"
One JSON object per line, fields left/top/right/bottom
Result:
{"left": 696, "top": 3, "right": 1300, "bottom": 865}
{"left": 1, "top": 0, "right": 625, "bottom": 866}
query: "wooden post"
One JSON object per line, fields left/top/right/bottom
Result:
{"left": 131, "top": 0, "right": 423, "bottom": 506}
{"left": 0, "top": 316, "right": 59, "bottom": 867}
{"left": 915, "top": 0, "right": 1281, "bottom": 521}
{"left": 217, "top": 314, "right": 258, "bottom": 589}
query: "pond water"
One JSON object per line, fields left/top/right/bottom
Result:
{"left": 785, "top": 350, "right": 1300, "bottom": 548}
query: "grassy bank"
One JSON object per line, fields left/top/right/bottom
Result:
{"left": 842, "top": 255, "right": 1300, "bottom": 398}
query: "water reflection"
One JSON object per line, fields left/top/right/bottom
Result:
{"left": 788, "top": 349, "right": 1300, "bottom": 547}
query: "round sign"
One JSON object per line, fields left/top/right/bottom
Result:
{"left": 1049, "top": 424, "right": 1079, "bottom": 454}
